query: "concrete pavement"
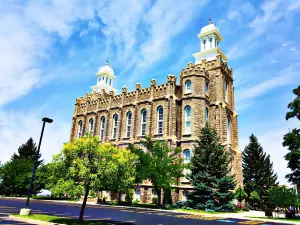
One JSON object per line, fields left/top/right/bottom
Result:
{"left": 0, "top": 198, "right": 295, "bottom": 225}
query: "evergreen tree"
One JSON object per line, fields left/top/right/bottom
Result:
{"left": 283, "top": 86, "right": 300, "bottom": 187}
{"left": 11, "top": 137, "right": 43, "bottom": 166}
{"left": 242, "top": 134, "right": 278, "bottom": 204}
{"left": 188, "top": 125, "right": 235, "bottom": 212}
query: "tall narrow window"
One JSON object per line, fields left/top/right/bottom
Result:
{"left": 210, "top": 37, "right": 212, "bottom": 48}
{"left": 100, "top": 116, "right": 105, "bottom": 141}
{"left": 105, "top": 77, "right": 108, "bottom": 84}
{"left": 205, "top": 108, "right": 209, "bottom": 123}
{"left": 185, "top": 80, "right": 191, "bottom": 93}
{"left": 224, "top": 79, "right": 228, "bottom": 102}
{"left": 77, "top": 120, "right": 83, "bottom": 138}
{"left": 157, "top": 106, "right": 163, "bottom": 134}
{"left": 141, "top": 109, "right": 147, "bottom": 136}
{"left": 185, "top": 106, "right": 191, "bottom": 134}
{"left": 89, "top": 118, "right": 94, "bottom": 134}
{"left": 203, "top": 39, "right": 206, "bottom": 50}
{"left": 226, "top": 115, "right": 231, "bottom": 143}
{"left": 205, "top": 81, "right": 209, "bottom": 94}
{"left": 183, "top": 149, "right": 191, "bottom": 181}
{"left": 109, "top": 79, "right": 112, "bottom": 85}
{"left": 112, "top": 114, "right": 118, "bottom": 139}
{"left": 126, "top": 112, "right": 132, "bottom": 138}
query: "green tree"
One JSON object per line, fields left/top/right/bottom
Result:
{"left": 242, "top": 134, "right": 278, "bottom": 205}
{"left": 268, "top": 186, "right": 298, "bottom": 216}
{"left": 234, "top": 186, "right": 248, "bottom": 210}
{"left": 130, "top": 137, "right": 184, "bottom": 206}
{"left": 51, "top": 134, "right": 137, "bottom": 222}
{"left": 188, "top": 125, "right": 236, "bottom": 212}
{"left": 11, "top": 138, "right": 43, "bottom": 166}
{"left": 249, "top": 191, "right": 260, "bottom": 210}
{"left": 283, "top": 86, "right": 300, "bottom": 187}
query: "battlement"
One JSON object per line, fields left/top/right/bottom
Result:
{"left": 74, "top": 74, "right": 177, "bottom": 115}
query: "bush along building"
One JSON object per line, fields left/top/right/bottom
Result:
{"left": 70, "top": 20, "right": 243, "bottom": 203}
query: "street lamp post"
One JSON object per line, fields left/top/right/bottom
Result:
{"left": 20, "top": 117, "right": 53, "bottom": 215}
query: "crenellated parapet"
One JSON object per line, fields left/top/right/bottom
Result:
{"left": 74, "top": 75, "right": 179, "bottom": 116}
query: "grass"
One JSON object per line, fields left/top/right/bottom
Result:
{"left": 13, "top": 214, "right": 108, "bottom": 224}
{"left": 176, "top": 208, "right": 247, "bottom": 214}
{"left": 247, "top": 216, "right": 300, "bottom": 222}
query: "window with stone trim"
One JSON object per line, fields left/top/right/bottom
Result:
{"left": 157, "top": 106, "right": 163, "bottom": 134}
{"left": 126, "top": 111, "right": 132, "bottom": 138}
{"left": 88, "top": 118, "right": 94, "bottom": 134}
{"left": 205, "top": 107, "right": 209, "bottom": 123}
{"left": 226, "top": 115, "right": 231, "bottom": 143}
{"left": 185, "top": 106, "right": 191, "bottom": 134}
{"left": 185, "top": 80, "right": 191, "bottom": 93}
{"left": 183, "top": 149, "right": 191, "bottom": 181}
{"left": 224, "top": 79, "right": 229, "bottom": 102}
{"left": 100, "top": 116, "right": 105, "bottom": 141}
{"left": 77, "top": 120, "right": 83, "bottom": 138}
{"left": 205, "top": 80, "right": 209, "bottom": 94}
{"left": 141, "top": 109, "right": 147, "bottom": 136}
{"left": 112, "top": 114, "right": 118, "bottom": 139}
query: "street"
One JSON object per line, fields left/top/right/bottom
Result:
{"left": 0, "top": 198, "right": 290, "bottom": 225}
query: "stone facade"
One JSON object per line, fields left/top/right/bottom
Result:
{"left": 70, "top": 54, "right": 243, "bottom": 204}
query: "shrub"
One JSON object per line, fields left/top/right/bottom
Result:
{"left": 246, "top": 202, "right": 252, "bottom": 210}
{"left": 125, "top": 189, "right": 134, "bottom": 205}
{"left": 152, "top": 197, "right": 158, "bottom": 204}
{"left": 175, "top": 201, "right": 186, "bottom": 208}
{"left": 162, "top": 204, "right": 172, "bottom": 210}
{"left": 171, "top": 204, "right": 178, "bottom": 209}
{"left": 132, "top": 199, "right": 140, "bottom": 205}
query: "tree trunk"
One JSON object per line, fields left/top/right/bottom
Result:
{"left": 117, "top": 192, "right": 122, "bottom": 204}
{"left": 79, "top": 185, "right": 90, "bottom": 222}
{"left": 157, "top": 188, "right": 162, "bottom": 206}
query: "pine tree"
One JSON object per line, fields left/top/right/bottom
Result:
{"left": 283, "top": 85, "right": 300, "bottom": 187}
{"left": 188, "top": 125, "right": 235, "bottom": 211}
{"left": 11, "top": 137, "right": 43, "bottom": 166}
{"left": 242, "top": 134, "right": 278, "bottom": 204}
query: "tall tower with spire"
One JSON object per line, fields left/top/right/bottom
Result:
{"left": 91, "top": 61, "right": 116, "bottom": 93}
{"left": 193, "top": 19, "right": 227, "bottom": 63}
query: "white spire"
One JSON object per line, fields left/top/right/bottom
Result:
{"left": 192, "top": 20, "right": 227, "bottom": 63}
{"left": 91, "top": 61, "right": 116, "bottom": 93}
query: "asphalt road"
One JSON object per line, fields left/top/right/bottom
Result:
{"left": 0, "top": 198, "right": 288, "bottom": 225}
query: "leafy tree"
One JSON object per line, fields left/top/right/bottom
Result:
{"left": 268, "top": 186, "right": 298, "bottom": 216}
{"left": 249, "top": 191, "right": 260, "bottom": 210}
{"left": 234, "top": 186, "right": 248, "bottom": 210}
{"left": 242, "top": 134, "right": 278, "bottom": 205}
{"left": 283, "top": 86, "right": 300, "bottom": 187}
{"left": 188, "top": 125, "right": 236, "bottom": 212}
{"left": 51, "top": 134, "right": 137, "bottom": 222}
{"left": 130, "top": 137, "right": 184, "bottom": 206}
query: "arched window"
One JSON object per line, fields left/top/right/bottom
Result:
{"left": 126, "top": 112, "right": 132, "bottom": 138}
{"left": 224, "top": 79, "right": 228, "bottom": 102}
{"left": 205, "top": 81, "right": 209, "bottom": 93}
{"left": 185, "top": 80, "right": 191, "bottom": 93}
{"left": 141, "top": 109, "right": 147, "bottom": 136}
{"left": 157, "top": 106, "right": 163, "bottom": 134}
{"left": 205, "top": 108, "right": 209, "bottom": 123}
{"left": 112, "top": 114, "right": 118, "bottom": 139}
{"left": 183, "top": 149, "right": 191, "bottom": 164}
{"left": 100, "top": 116, "right": 105, "bottom": 141}
{"left": 77, "top": 120, "right": 83, "bottom": 138}
{"left": 88, "top": 118, "right": 94, "bottom": 134}
{"left": 185, "top": 106, "right": 191, "bottom": 134}
{"left": 226, "top": 115, "right": 231, "bottom": 143}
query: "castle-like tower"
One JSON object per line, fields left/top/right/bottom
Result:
{"left": 70, "top": 20, "right": 242, "bottom": 203}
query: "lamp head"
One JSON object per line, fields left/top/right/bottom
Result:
{"left": 42, "top": 117, "right": 53, "bottom": 123}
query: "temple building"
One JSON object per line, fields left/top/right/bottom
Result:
{"left": 70, "top": 20, "right": 243, "bottom": 203}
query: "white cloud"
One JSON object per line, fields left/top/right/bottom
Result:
{"left": 269, "top": 60, "right": 278, "bottom": 63}
{"left": 290, "top": 46, "right": 296, "bottom": 51}
{"left": 0, "top": 109, "right": 70, "bottom": 164}
{"left": 287, "top": 0, "right": 300, "bottom": 12}
{"left": 227, "top": 10, "right": 239, "bottom": 20}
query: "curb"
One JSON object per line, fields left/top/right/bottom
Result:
{"left": 8, "top": 215, "right": 64, "bottom": 225}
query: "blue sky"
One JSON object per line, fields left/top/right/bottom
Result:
{"left": 0, "top": 0, "right": 299, "bottom": 185}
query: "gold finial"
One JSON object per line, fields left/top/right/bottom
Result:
{"left": 209, "top": 15, "right": 212, "bottom": 24}
{"left": 106, "top": 60, "right": 109, "bottom": 65}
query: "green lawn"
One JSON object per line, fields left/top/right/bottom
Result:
{"left": 247, "top": 216, "right": 300, "bottom": 222}
{"left": 176, "top": 208, "right": 246, "bottom": 214}
{"left": 13, "top": 214, "right": 108, "bottom": 225}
